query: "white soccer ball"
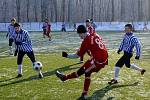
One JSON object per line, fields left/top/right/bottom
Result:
{"left": 33, "top": 61, "right": 42, "bottom": 71}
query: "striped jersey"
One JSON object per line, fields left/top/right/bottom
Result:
{"left": 14, "top": 29, "right": 33, "bottom": 52}
{"left": 7, "top": 24, "right": 15, "bottom": 39}
{"left": 119, "top": 33, "right": 141, "bottom": 57}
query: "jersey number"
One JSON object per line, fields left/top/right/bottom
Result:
{"left": 95, "top": 38, "right": 104, "bottom": 49}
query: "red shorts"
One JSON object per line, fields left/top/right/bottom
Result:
{"left": 82, "top": 58, "right": 107, "bottom": 73}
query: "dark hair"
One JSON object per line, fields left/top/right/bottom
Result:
{"left": 11, "top": 18, "right": 16, "bottom": 22}
{"left": 86, "top": 19, "right": 91, "bottom": 23}
{"left": 77, "top": 25, "right": 87, "bottom": 34}
{"left": 125, "top": 24, "right": 133, "bottom": 29}
{"left": 14, "top": 23, "right": 20, "bottom": 27}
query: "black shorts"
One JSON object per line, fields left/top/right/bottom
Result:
{"left": 9, "top": 38, "right": 14, "bottom": 46}
{"left": 115, "top": 52, "right": 133, "bottom": 68}
{"left": 43, "top": 29, "right": 47, "bottom": 35}
{"left": 17, "top": 51, "right": 36, "bottom": 65}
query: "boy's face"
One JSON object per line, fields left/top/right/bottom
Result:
{"left": 15, "top": 26, "right": 21, "bottom": 33}
{"left": 11, "top": 21, "right": 15, "bottom": 25}
{"left": 124, "top": 27, "right": 132, "bottom": 33}
{"left": 86, "top": 22, "right": 90, "bottom": 27}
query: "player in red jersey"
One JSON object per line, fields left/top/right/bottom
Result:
{"left": 55, "top": 25, "right": 108, "bottom": 99}
{"left": 86, "top": 19, "right": 95, "bottom": 35}
{"left": 79, "top": 19, "right": 96, "bottom": 63}
{"left": 46, "top": 22, "right": 52, "bottom": 41}
{"left": 42, "top": 18, "right": 52, "bottom": 41}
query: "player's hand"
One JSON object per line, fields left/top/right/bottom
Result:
{"left": 15, "top": 41, "right": 22, "bottom": 45}
{"left": 117, "top": 49, "right": 121, "bottom": 54}
{"left": 62, "top": 51, "right": 68, "bottom": 57}
{"left": 135, "top": 56, "right": 140, "bottom": 60}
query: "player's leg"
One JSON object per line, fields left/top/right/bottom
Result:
{"left": 47, "top": 31, "right": 51, "bottom": 41}
{"left": 129, "top": 59, "right": 146, "bottom": 75}
{"left": 26, "top": 51, "right": 36, "bottom": 63}
{"left": 43, "top": 29, "right": 46, "bottom": 38}
{"left": 80, "top": 56, "right": 84, "bottom": 63}
{"left": 16, "top": 51, "right": 25, "bottom": 78}
{"left": 124, "top": 53, "right": 146, "bottom": 75}
{"left": 108, "top": 54, "right": 126, "bottom": 84}
{"left": 9, "top": 38, "right": 14, "bottom": 55}
{"left": 27, "top": 51, "right": 43, "bottom": 78}
{"left": 79, "top": 72, "right": 91, "bottom": 99}
{"left": 130, "top": 64, "right": 146, "bottom": 75}
{"left": 56, "top": 60, "right": 91, "bottom": 81}
{"left": 56, "top": 66, "right": 85, "bottom": 81}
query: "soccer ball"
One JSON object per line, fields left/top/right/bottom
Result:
{"left": 33, "top": 61, "right": 42, "bottom": 71}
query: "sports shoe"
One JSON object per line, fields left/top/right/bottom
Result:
{"left": 108, "top": 79, "right": 118, "bottom": 85}
{"left": 16, "top": 74, "right": 22, "bottom": 78}
{"left": 39, "top": 72, "right": 43, "bottom": 78}
{"left": 141, "top": 69, "right": 146, "bottom": 75}
{"left": 77, "top": 94, "right": 87, "bottom": 100}
{"left": 55, "top": 70, "right": 65, "bottom": 81}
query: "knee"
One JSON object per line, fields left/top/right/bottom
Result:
{"left": 85, "top": 72, "right": 91, "bottom": 77}
{"left": 125, "top": 64, "right": 131, "bottom": 68}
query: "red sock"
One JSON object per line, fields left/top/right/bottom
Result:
{"left": 82, "top": 77, "right": 91, "bottom": 96}
{"left": 64, "top": 72, "right": 78, "bottom": 80}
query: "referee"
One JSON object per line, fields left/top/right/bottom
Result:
{"left": 108, "top": 24, "right": 146, "bottom": 85}
{"left": 13, "top": 23, "right": 43, "bottom": 78}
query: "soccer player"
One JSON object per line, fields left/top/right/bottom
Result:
{"left": 46, "top": 21, "right": 52, "bottom": 41}
{"left": 61, "top": 22, "right": 66, "bottom": 32}
{"left": 13, "top": 23, "right": 43, "bottom": 78}
{"left": 90, "top": 19, "right": 97, "bottom": 30}
{"left": 79, "top": 19, "right": 95, "bottom": 63}
{"left": 6, "top": 18, "right": 16, "bottom": 55}
{"left": 55, "top": 25, "right": 108, "bottom": 99}
{"left": 108, "top": 24, "right": 146, "bottom": 85}
{"left": 42, "top": 18, "right": 52, "bottom": 41}
{"left": 86, "top": 19, "right": 95, "bottom": 35}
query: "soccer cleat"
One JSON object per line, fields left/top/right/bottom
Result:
{"left": 16, "top": 74, "right": 22, "bottom": 78}
{"left": 39, "top": 72, "right": 43, "bottom": 78}
{"left": 141, "top": 69, "right": 146, "bottom": 75}
{"left": 77, "top": 95, "right": 87, "bottom": 100}
{"left": 55, "top": 70, "right": 65, "bottom": 81}
{"left": 108, "top": 79, "right": 118, "bottom": 85}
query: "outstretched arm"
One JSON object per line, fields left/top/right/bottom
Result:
{"left": 62, "top": 51, "right": 79, "bottom": 59}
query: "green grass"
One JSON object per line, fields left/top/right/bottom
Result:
{"left": 0, "top": 32, "right": 150, "bottom": 99}
{"left": 0, "top": 52, "right": 149, "bottom": 100}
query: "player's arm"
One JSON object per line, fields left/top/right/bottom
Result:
{"left": 118, "top": 39, "right": 124, "bottom": 54}
{"left": 62, "top": 51, "right": 79, "bottom": 59}
{"left": 62, "top": 38, "right": 89, "bottom": 59}
{"left": 134, "top": 38, "right": 141, "bottom": 59}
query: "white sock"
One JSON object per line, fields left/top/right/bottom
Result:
{"left": 130, "top": 64, "right": 142, "bottom": 72}
{"left": 114, "top": 67, "right": 120, "bottom": 80}
{"left": 9, "top": 46, "right": 13, "bottom": 53}
{"left": 18, "top": 64, "right": 22, "bottom": 74}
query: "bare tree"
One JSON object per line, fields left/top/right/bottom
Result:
{"left": 0, "top": 0, "right": 150, "bottom": 22}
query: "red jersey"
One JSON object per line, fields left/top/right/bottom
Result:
{"left": 47, "top": 24, "right": 51, "bottom": 33}
{"left": 87, "top": 26, "right": 95, "bottom": 35}
{"left": 77, "top": 33, "right": 108, "bottom": 65}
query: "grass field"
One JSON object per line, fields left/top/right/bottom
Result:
{"left": 0, "top": 31, "right": 150, "bottom": 100}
